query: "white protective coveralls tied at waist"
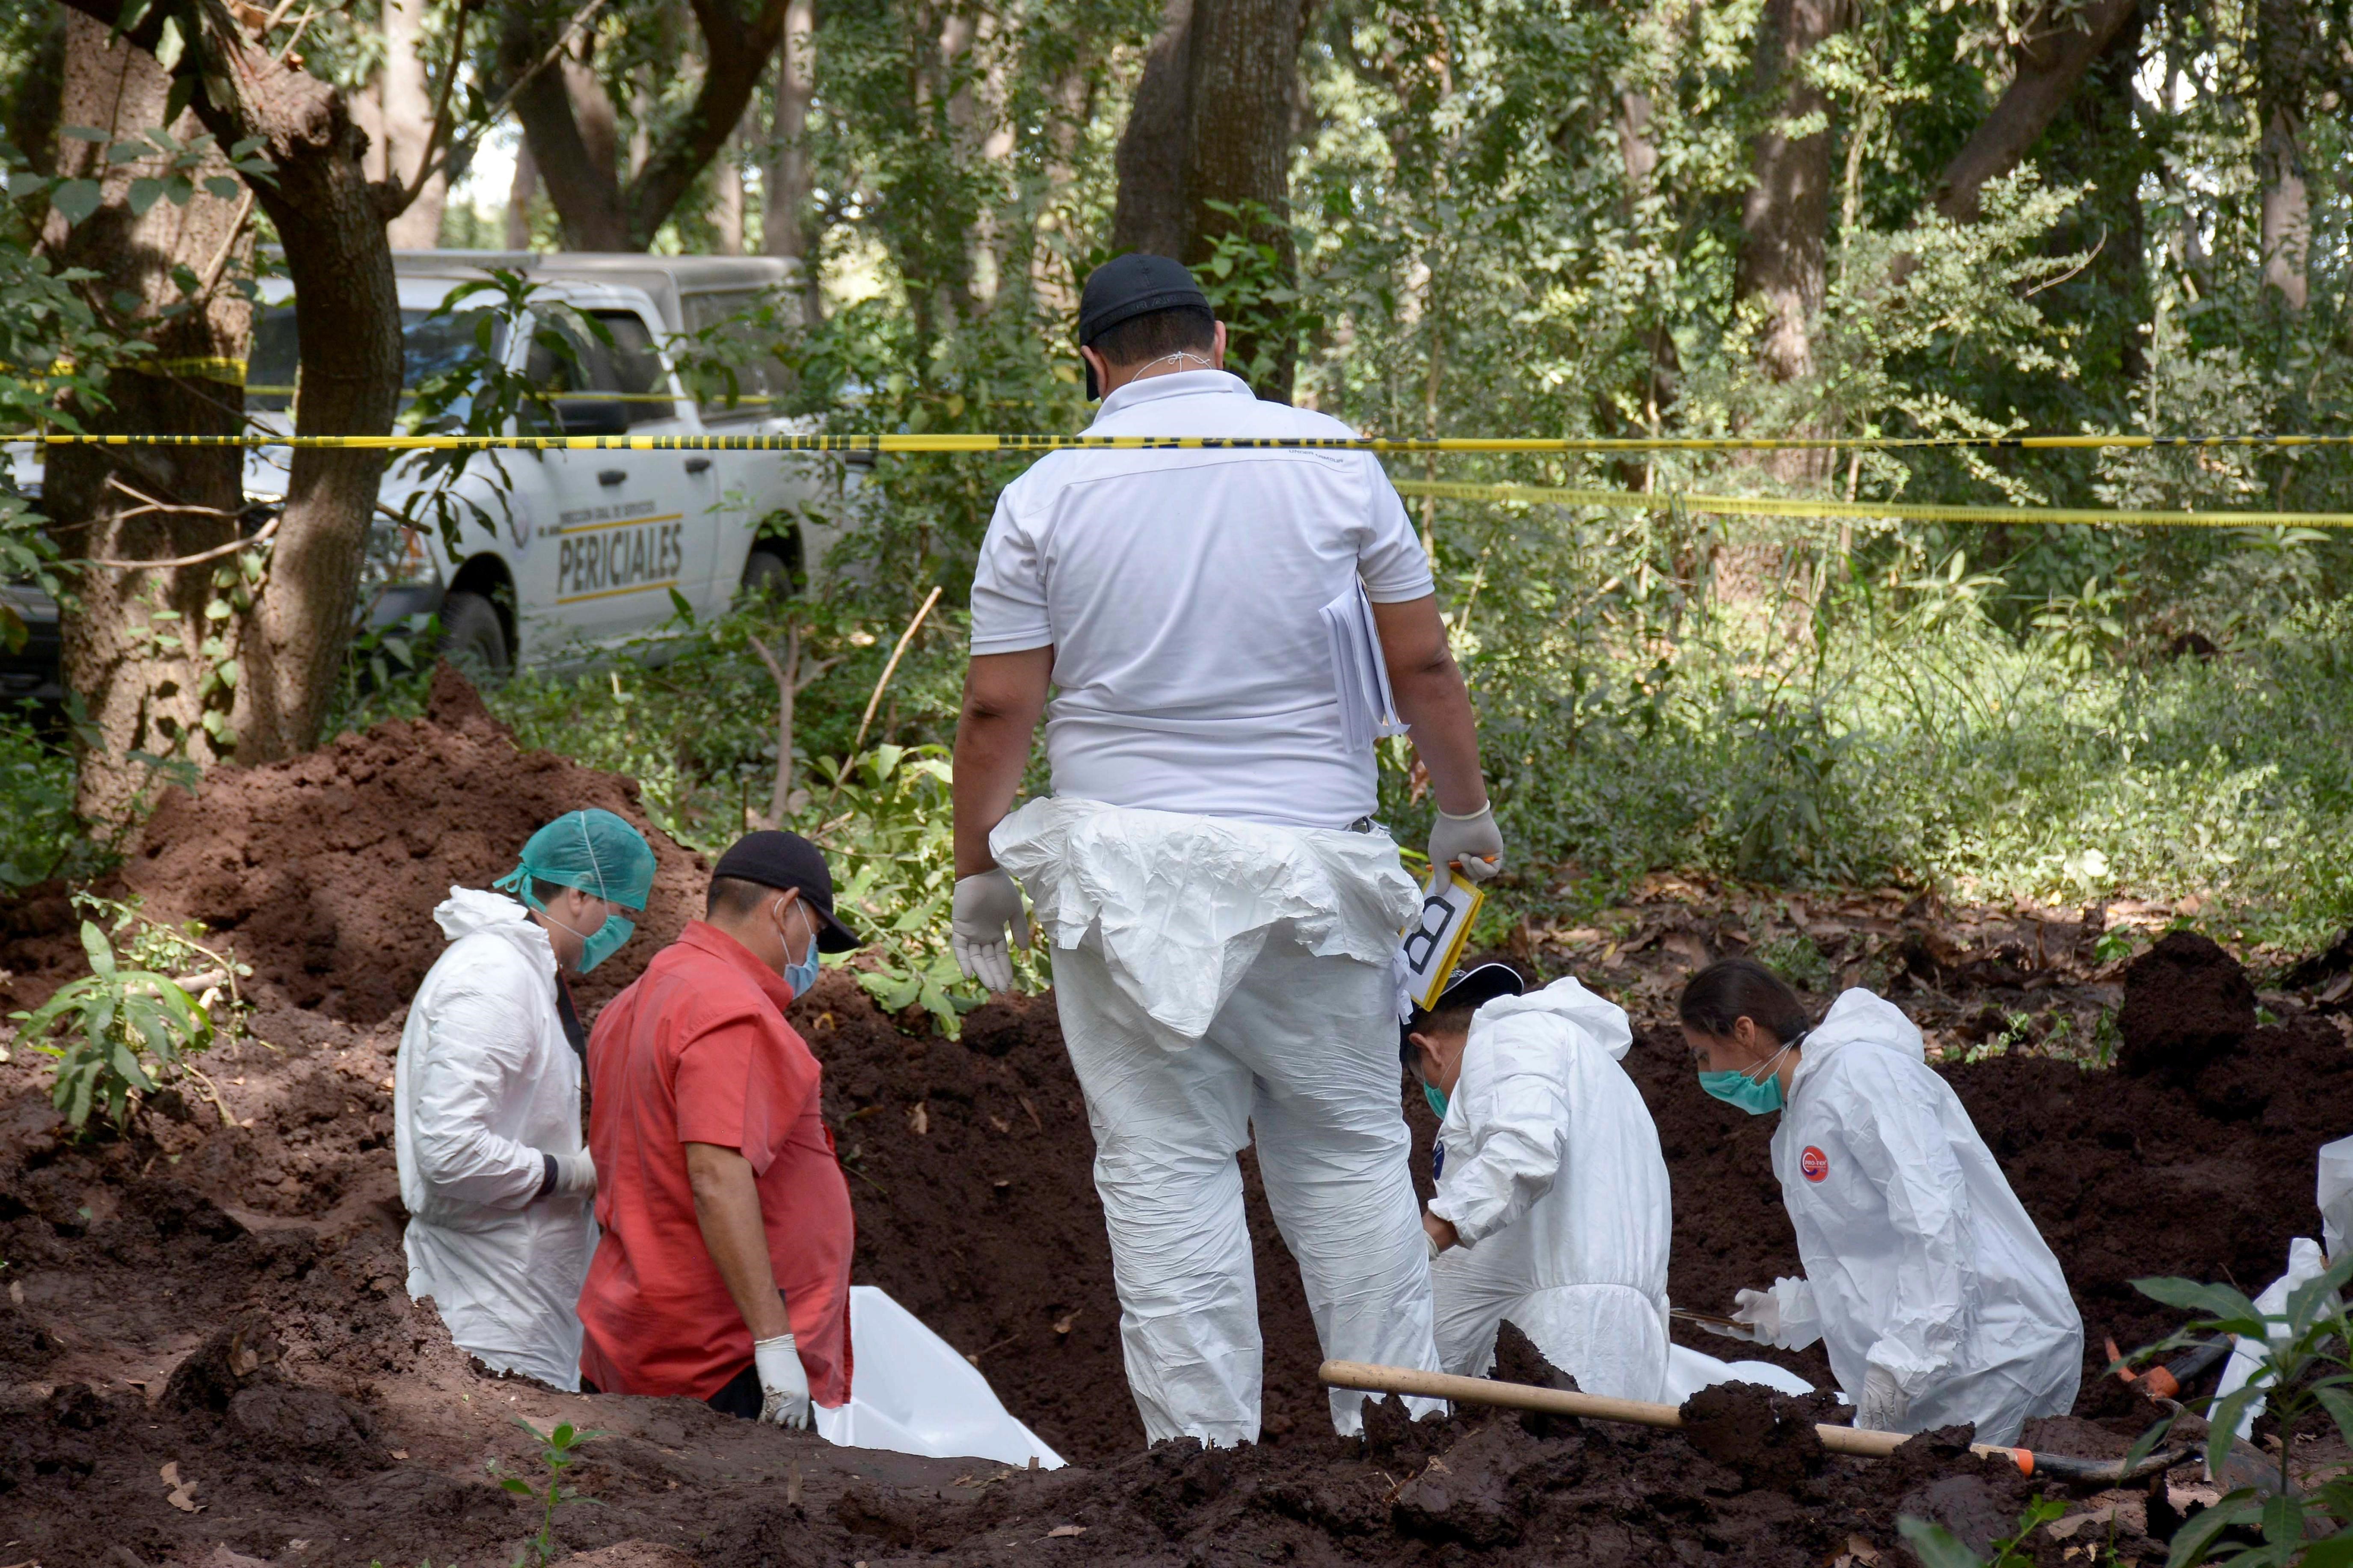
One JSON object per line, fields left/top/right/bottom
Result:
{"left": 1426, "top": 977, "right": 1674, "bottom": 1403}
{"left": 1760, "top": 989, "right": 2082, "bottom": 1446}
{"left": 993, "top": 797, "right": 1438, "bottom": 1443}
{"left": 395, "top": 888, "right": 596, "bottom": 1390}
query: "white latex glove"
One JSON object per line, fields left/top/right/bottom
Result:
{"left": 1719, "top": 1286, "right": 1780, "bottom": 1343}
{"left": 1857, "top": 1363, "right": 1910, "bottom": 1433}
{"left": 1428, "top": 803, "right": 1504, "bottom": 884}
{"left": 753, "top": 1332, "right": 811, "bottom": 1429}
{"left": 951, "top": 869, "right": 1028, "bottom": 994}
{"left": 549, "top": 1149, "right": 597, "bottom": 1198}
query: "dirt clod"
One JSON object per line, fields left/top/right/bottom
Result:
{"left": 1679, "top": 1380, "right": 1827, "bottom": 1492}
{"left": 2117, "top": 930, "right": 2258, "bottom": 1078}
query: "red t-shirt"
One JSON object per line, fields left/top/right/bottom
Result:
{"left": 577, "top": 921, "right": 853, "bottom": 1405}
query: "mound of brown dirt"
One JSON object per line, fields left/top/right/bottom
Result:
{"left": 2116, "top": 930, "right": 2258, "bottom": 1078}
{"left": 0, "top": 664, "right": 711, "bottom": 1021}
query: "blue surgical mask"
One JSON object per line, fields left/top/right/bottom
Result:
{"left": 782, "top": 900, "right": 821, "bottom": 998}
{"left": 1423, "top": 1083, "right": 1449, "bottom": 1120}
{"left": 1698, "top": 1044, "right": 1794, "bottom": 1116}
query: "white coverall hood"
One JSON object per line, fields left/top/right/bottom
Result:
{"left": 1425, "top": 978, "right": 1672, "bottom": 1401}
{"left": 395, "top": 887, "right": 594, "bottom": 1390}
{"left": 1769, "top": 988, "right": 2082, "bottom": 1446}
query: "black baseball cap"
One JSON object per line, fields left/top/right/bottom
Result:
{"left": 1400, "top": 962, "right": 1526, "bottom": 1065}
{"left": 712, "top": 831, "right": 863, "bottom": 952}
{"left": 1078, "top": 253, "right": 1211, "bottom": 398}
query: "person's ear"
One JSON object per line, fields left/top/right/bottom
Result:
{"left": 1410, "top": 1031, "right": 1439, "bottom": 1076}
{"left": 1209, "top": 321, "right": 1228, "bottom": 370}
{"left": 1080, "top": 344, "right": 1108, "bottom": 393}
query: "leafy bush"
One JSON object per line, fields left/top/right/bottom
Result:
{"left": 2120, "top": 1256, "right": 2353, "bottom": 1566}
{"left": 8, "top": 895, "right": 250, "bottom": 1131}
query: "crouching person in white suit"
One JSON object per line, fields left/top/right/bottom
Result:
{"left": 1680, "top": 958, "right": 2082, "bottom": 1446}
{"left": 395, "top": 808, "right": 656, "bottom": 1390}
{"left": 1407, "top": 964, "right": 1674, "bottom": 1402}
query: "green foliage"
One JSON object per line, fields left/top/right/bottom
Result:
{"left": 2124, "top": 1256, "right": 2353, "bottom": 1565}
{"left": 1897, "top": 1495, "right": 2069, "bottom": 1568}
{"left": 6, "top": 893, "right": 250, "bottom": 1130}
{"left": 814, "top": 743, "right": 1000, "bottom": 1040}
{"left": 498, "top": 1418, "right": 603, "bottom": 1568}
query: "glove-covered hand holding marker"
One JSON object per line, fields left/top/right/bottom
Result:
{"left": 754, "top": 1331, "right": 812, "bottom": 1428}
{"left": 1428, "top": 802, "right": 1504, "bottom": 884}
{"left": 951, "top": 868, "right": 1029, "bottom": 994}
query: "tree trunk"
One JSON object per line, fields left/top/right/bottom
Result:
{"left": 1110, "top": 0, "right": 1194, "bottom": 257}
{"left": 3, "top": 6, "right": 67, "bottom": 176}
{"left": 2255, "top": 0, "right": 2312, "bottom": 308}
{"left": 380, "top": 0, "right": 448, "bottom": 249}
{"left": 505, "top": 134, "right": 539, "bottom": 249}
{"left": 509, "top": 0, "right": 794, "bottom": 250}
{"left": 761, "top": 0, "right": 820, "bottom": 322}
{"left": 47, "top": 0, "right": 406, "bottom": 780}
{"left": 1932, "top": 0, "right": 2138, "bottom": 221}
{"left": 1735, "top": 0, "right": 1842, "bottom": 389}
{"left": 509, "top": 15, "right": 630, "bottom": 249}
{"left": 43, "top": 12, "right": 253, "bottom": 822}
{"left": 1111, "top": 0, "right": 1310, "bottom": 399}
{"left": 710, "top": 114, "right": 746, "bottom": 255}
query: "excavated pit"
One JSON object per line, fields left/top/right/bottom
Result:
{"left": 0, "top": 672, "right": 2348, "bottom": 1565}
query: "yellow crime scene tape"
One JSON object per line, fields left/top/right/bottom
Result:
{"left": 1390, "top": 478, "right": 2353, "bottom": 530}
{"left": 9, "top": 429, "right": 2353, "bottom": 454}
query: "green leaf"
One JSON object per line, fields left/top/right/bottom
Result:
{"left": 2132, "top": 1276, "right": 2268, "bottom": 1335}
{"left": 60, "top": 124, "right": 110, "bottom": 143}
{"left": 203, "top": 175, "right": 240, "bottom": 201}
{"left": 80, "top": 922, "right": 116, "bottom": 978}
{"left": 2167, "top": 1493, "right": 2263, "bottom": 1568}
{"left": 498, "top": 1476, "right": 534, "bottom": 1496}
{"left": 2300, "top": 1530, "right": 2353, "bottom": 1568}
{"left": 126, "top": 177, "right": 165, "bottom": 216}
{"left": 50, "top": 180, "right": 103, "bottom": 225}
{"left": 154, "top": 14, "right": 184, "bottom": 72}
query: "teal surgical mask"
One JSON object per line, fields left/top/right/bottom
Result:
{"left": 1698, "top": 1043, "right": 1794, "bottom": 1116}
{"left": 781, "top": 899, "right": 821, "bottom": 998}
{"left": 1423, "top": 1082, "right": 1449, "bottom": 1119}
{"left": 537, "top": 897, "right": 634, "bottom": 975}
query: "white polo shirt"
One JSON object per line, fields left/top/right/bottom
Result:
{"left": 970, "top": 370, "right": 1434, "bottom": 828}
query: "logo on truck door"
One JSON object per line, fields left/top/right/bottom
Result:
{"left": 554, "top": 509, "right": 686, "bottom": 604}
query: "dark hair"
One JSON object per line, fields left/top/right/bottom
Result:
{"left": 1399, "top": 1003, "right": 1479, "bottom": 1066}
{"left": 707, "top": 875, "right": 783, "bottom": 917}
{"left": 530, "top": 876, "right": 572, "bottom": 907}
{"left": 1678, "top": 958, "right": 1811, "bottom": 1044}
{"left": 1091, "top": 305, "right": 1215, "bottom": 367}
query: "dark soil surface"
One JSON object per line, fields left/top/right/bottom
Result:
{"left": 3, "top": 674, "right": 2350, "bottom": 1566}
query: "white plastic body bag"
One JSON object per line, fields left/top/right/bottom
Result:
{"left": 396, "top": 888, "right": 595, "bottom": 1390}
{"left": 1768, "top": 989, "right": 2082, "bottom": 1447}
{"left": 1427, "top": 977, "right": 1674, "bottom": 1402}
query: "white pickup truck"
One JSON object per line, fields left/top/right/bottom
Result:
{"left": 1, "top": 251, "right": 859, "bottom": 698}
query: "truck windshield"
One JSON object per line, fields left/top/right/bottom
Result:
{"left": 246, "top": 306, "right": 504, "bottom": 414}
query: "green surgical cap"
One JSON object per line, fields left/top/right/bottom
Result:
{"left": 492, "top": 808, "right": 657, "bottom": 912}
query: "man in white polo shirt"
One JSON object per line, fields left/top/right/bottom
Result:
{"left": 949, "top": 253, "right": 1503, "bottom": 1447}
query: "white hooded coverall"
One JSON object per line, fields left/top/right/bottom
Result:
{"left": 1427, "top": 978, "right": 1674, "bottom": 1402}
{"left": 1764, "top": 989, "right": 2082, "bottom": 1446}
{"left": 395, "top": 888, "right": 595, "bottom": 1390}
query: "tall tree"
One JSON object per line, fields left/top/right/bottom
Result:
{"left": 41, "top": 12, "right": 254, "bottom": 820}
{"left": 2255, "top": 0, "right": 2314, "bottom": 308}
{"left": 381, "top": 0, "right": 451, "bottom": 248}
{"left": 503, "top": 0, "right": 796, "bottom": 249}
{"left": 50, "top": 0, "right": 430, "bottom": 772}
{"left": 1932, "top": 0, "right": 2139, "bottom": 222}
{"left": 1734, "top": 0, "right": 1845, "bottom": 393}
{"left": 1111, "top": 0, "right": 1313, "bottom": 399}
{"left": 760, "top": 0, "right": 821, "bottom": 320}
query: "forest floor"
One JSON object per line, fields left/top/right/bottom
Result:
{"left": 3, "top": 669, "right": 2352, "bottom": 1567}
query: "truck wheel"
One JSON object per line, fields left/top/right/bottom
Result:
{"left": 437, "top": 591, "right": 510, "bottom": 680}
{"left": 739, "top": 547, "right": 797, "bottom": 601}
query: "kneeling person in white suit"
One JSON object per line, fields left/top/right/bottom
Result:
{"left": 396, "top": 808, "right": 656, "bottom": 1390}
{"left": 1681, "top": 958, "right": 2082, "bottom": 1446}
{"left": 1409, "top": 964, "right": 1674, "bottom": 1402}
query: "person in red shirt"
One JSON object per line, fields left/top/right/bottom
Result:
{"left": 578, "top": 831, "right": 862, "bottom": 1425}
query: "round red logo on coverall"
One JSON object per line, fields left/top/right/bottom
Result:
{"left": 1800, "top": 1145, "right": 1829, "bottom": 1182}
